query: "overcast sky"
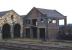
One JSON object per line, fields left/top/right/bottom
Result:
{"left": 0, "top": 0, "right": 72, "bottom": 25}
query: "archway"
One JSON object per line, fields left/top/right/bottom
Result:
{"left": 13, "top": 24, "right": 21, "bottom": 38}
{"left": 2, "top": 23, "right": 11, "bottom": 39}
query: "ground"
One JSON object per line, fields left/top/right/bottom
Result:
{"left": 0, "top": 38, "right": 72, "bottom": 48}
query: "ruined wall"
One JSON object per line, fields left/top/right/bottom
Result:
{"left": 23, "top": 8, "right": 59, "bottom": 40}
{"left": 0, "top": 10, "right": 23, "bottom": 39}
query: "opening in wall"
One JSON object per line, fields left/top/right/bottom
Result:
{"left": 39, "top": 28, "right": 45, "bottom": 40}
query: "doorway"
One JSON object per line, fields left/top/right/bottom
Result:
{"left": 26, "top": 28, "right": 30, "bottom": 38}
{"left": 32, "top": 27, "right": 37, "bottom": 39}
{"left": 39, "top": 28, "right": 45, "bottom": 40}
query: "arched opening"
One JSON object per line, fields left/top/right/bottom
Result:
{"left": 2, "top": 23, "right": 11, "bottom": 39}
{"left": 13, "top": 24, "right": 21, "bottom": 38}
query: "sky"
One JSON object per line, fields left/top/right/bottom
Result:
{"left": 0, "top": 0, "right": 72, "bottom": 25}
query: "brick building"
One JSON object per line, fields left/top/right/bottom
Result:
{"left": 0, "top": 7, "right": 67, "bottom": 41}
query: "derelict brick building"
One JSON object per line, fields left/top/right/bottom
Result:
{"left": 0, "top": 7, "right": 67, "bottom": 41}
